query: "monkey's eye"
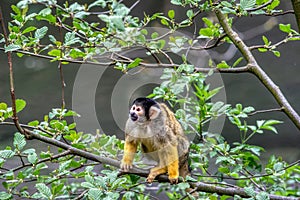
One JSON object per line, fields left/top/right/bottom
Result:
{"left": 136, "top": 107, "right": 141, "bottom": 112}
{"left": 132, "top": 106, "right": 136, "bottom": 110}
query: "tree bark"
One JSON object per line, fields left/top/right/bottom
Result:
{"left": 291, "top": 0, "right": 300, "bottom": 31}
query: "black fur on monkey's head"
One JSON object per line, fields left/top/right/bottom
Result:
{"left": 131, "top": 97, "right": 159, "bottom": 120}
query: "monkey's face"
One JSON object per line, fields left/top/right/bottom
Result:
{"left": 129, "top": 104, "right": 146, "bottom": 123}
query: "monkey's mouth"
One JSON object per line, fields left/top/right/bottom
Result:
{"left": 130, "top": 113, "right": 138, "bottom": 121}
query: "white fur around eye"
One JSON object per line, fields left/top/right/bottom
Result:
{"left": 149, "top": 106, "right": 161, "bottom": 120}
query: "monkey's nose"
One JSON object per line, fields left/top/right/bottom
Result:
{"left": 130, "top": 112, "right": 138, "bottom": 121}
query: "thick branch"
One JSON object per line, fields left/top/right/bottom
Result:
{"left": 215, "top": 9, "right": 300, "bottom": 131}
{"left": 215, "top": 9, "right": 257, "bottom": 65}
{"left": 195, "top": 65, "right": 249, "bottom": 73}
{"left": 190, "top": 182, "right": 298, "bottom": 200}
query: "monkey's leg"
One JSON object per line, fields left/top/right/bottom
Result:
{"left": 120, "top": 140, "right": 137, "bottom": 172}
{"left": 146, "top": 166, "right": 167, "bottom": 183}
{"left": 166, "top": 145, "right": 179, "bottom": 184}
{"left": 146, "top": 151, "right": 168, "bottom": 183}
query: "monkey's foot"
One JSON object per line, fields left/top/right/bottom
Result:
{"left": 168, "top": 177, "right": 178, "bottom": 184}
{"left": 146, "top": 175, "right": 155, "bottom": 184}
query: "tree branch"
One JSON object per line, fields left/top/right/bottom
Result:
{"left": 0, "top": 6, "right": 25, "bottom": 136}
{"left": 247, "top": 0, "right": 273, "bottom": 12}
{"left": 17, "top": 128, "right": 297, "bottom": 200}
{"left": 215, "top": 9, "right": 300, "bottom": 131}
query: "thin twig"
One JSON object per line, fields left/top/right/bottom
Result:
{"left": 249, "top": 107, "right": 284, "bottom": 116}
{"left": 129, "top": 0, "right": 140, "bottom": 11}
{"left": 11, "top": 150, "right": 71, "bottom": 172}
{"left": 73, "top": 190, "right": 88, "bottom": 200}
{"left": 247, "top": 0, "right": 273, "bottom": 12}
{"left": 58, "top": 17, "right": 66, "bottom": 109}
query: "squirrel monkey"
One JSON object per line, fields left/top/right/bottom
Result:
{"left": 120, "top": 97, "right": 190, "bottom": 184}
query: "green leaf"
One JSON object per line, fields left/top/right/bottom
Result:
{"left": 168, "top": 10, "right": 175, "bottom": 19}
{"left": 123, "top": 191, "right": 135, "bottom": 199}
{"left": 4, "top": 44, "right": 21, "bottom": 52}
{"left": 34, "top": 26, "right": 48, "bottom": 39}
{"left": 81, "top": 182, "right": 95, "bottom": 189}
{"left": 13, "top": 132, "right": 26, "bottom": 151}
{"left": 49, "top": 35, "right": 57, "bottom": 43}
{"left": 217, "top": 61, "right": 230, "bottom": 68}
{"left": 151, "top": 32, "right": 159, "bottom": 39}
{"left": 240, "top": 0, "right": 256, "bottom": 10}
{"left": 64, "top": 32, "right": 80, "bottom": 46}
{"left": 177, "top": 64, "right": 194, "bottom": 73}
{"left": 111, "top": 177, "right": 127, "bottom": 190}
{"left": 161, "top": 18, "right": 169, "bottom": 26}
{"left": 11, "top": 5, "right": 21, "bottom": 15}
{"left": 262, "top": 36, "right": 269, "bottom": 46}
{"left": 202, "top": 17, "right": 213, "bottom": 27}
{"left": 28, "top": 120, "right": 39, "bottom": 127}
{"left": 88, "top": 188, "right": 103, "bottom": 200}
{"left": 110, "top": 16, "right": 125, "bottom": 31}
{"left": 157, "top": 39, "right": 166, "bottom": 49}
{"left": 273, "top": 162, "right": 283, "bottom": 172}
{"left": 0, "top": 150, "right": 15, "bottom": 159}
{"left": 272, "top": 50, "right": 280, "bottom": 57}
{"left": 260, "top": 120, "right": 282, "bottom": 133}
{"left": 211, "top": 101, "right": 225, "bottom": 113}
{"left": 69, "top": 48, "right": 86, "bottom": 59}
{"left": 256, "top": 120, "right": 265, "bottom": 128}
{"left": 22, "top": 26, "right": 37, "bottom": 34}
{"left": 256, "top": 191, "right": 269, "bottom": 200}
{"left": 98, "top": 14, "right": 109, "bottom": 23}
{"left": 258, "top": 48, "right": 268, "bottom": 52}
{"left": 127, "top": 58, "right": 143, "bottom": 69}
{"left": 218, "top": 166, "right": 230, "bottom": 173}
{"left": 28, "top": 152, "right": 38, "bottom": 164}
{"left": 267, "top": 0, "right": 280, "bottom": 10}
{"left": 16, "top": 99, "right": 26, "bottom": 113}
{"left": 221, "top": 1, "right": 232, "bottom": 8}
{"left": 88, "top": 0, "right": 107, "bottom": 9}
{"left": 199, "top": 27, "right": 213, "bottom": 37}
{"left": 243, "top": 106, "right": 255, "bottom": 113}
{"left": 186, "top": 10, "right": 194, "bottom": 18}
{"left": 0, "top": 102, "right": 8, "bottom": 110}
{"left": 39, "top": 8, "right": 52, "bottom": 16}
{"left": 279, "top": 24, "right": 291, "bottom": 34}
{"left": 262, "top": 120, "right": 282, "bottom": 126}
{"left": 48, "top": 49, "right": 62, "bottom": 57}
{"left": 244, "top": 186, "right": 256, "bottom": 197}
{"left": 0, "top": 192, "right": 12, "bottom": 200}
{"left": 68, "top": 122, "right": 76, "bottom": 129}
{"left": 232, "top": 57, "right": 244, "bottom": 67}
{"left": 36, "top": 183, "right": 52, "bottom": 199}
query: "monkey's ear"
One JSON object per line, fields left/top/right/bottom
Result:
{"left": 149, "top": 105, "right": 161, "bottom": 120}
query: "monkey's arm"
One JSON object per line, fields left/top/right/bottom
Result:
{"left": 120, "top": 138, "right": 137, "bottom": 172}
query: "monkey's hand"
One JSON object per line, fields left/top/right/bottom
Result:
{"left": 120, "top": 160, "right": 133, "bottom": 172}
